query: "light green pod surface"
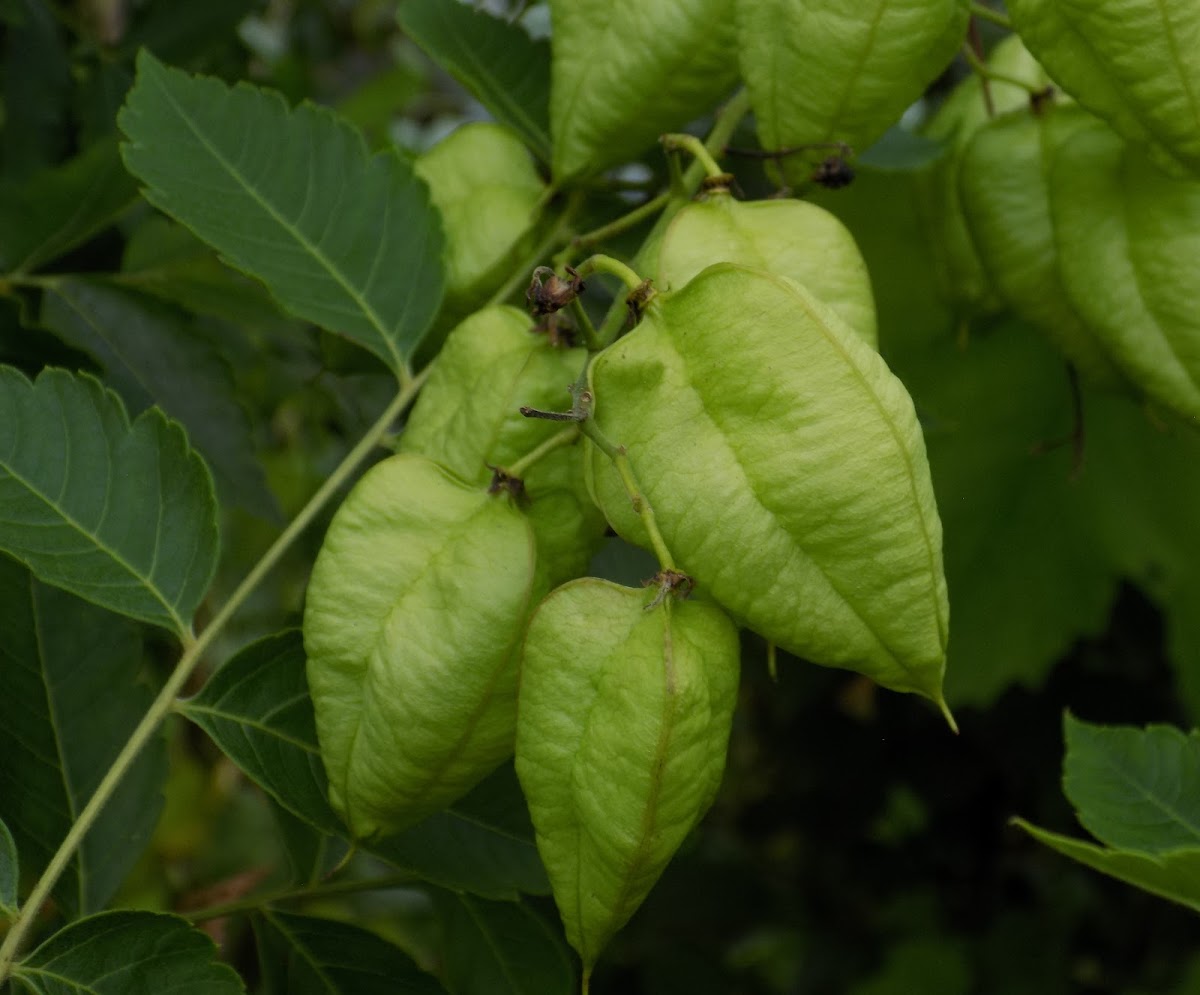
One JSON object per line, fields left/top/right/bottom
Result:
{"left": 515, "top": 579, "right": 740, "bottom": 970}
{"left": 400, "top": 306, "right": 606, "bottom": 590}
{"left": 1050, "top": 122, "right": 1200, "bottom": 422}
{"left": 1008, "top": 0, "right": 1200, "bottom": 177}
{"left": 304, "top": 454, "right": 536, "bottom": 839}
{"left": 655, "top": 192, "right": 878, "bottom": 349}
{"left": 587, "top": 264, "right": 948, "bottom": 703}
{"left": 959, "top": 104, "right": 1124, "bottom": 387}
{"left": 415, "top": 123, "right": 544, "bottom": 307}
{"left": 912, "top": 34, "right": 1055, "bottom": 318}
{"left": 548, "top": 0, "right": 739, "bottom": 182}
{"left": 737, "top": 0, "right": 969, "bottom": 185}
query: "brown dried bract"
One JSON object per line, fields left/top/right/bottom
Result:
{"left": 812, "top": 154, "right": 855, "bottom": 189}
{"left": 527, "top": 265, "right": 585, "bottom": 317}
{"left": 487, "top": 465, "right": 528, "bottom": 504}
{"left": 644, "top": 568, "right": 695, "bottom": 608}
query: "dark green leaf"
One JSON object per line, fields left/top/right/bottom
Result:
{"left": 369, "top": 764, "right": 550, "bottom": 899}
{"left": 0, "top": 815, "right": 17, "bottom": 918}
{"left": 40, "top": 278, "right": 279, "bottom": 520}
{"left": 432, "top": 892, "right": 574, "bottom": 995}
{"left": 858, "top": 126, "right": 948, "bottom": 172}
{"left": 0, "top": 555, "right": 166, "bottom": 918}
{"left": 0, "top": 0, "right": 69, "bottom": 179}
{"left": 120, "top": 0, "right": 259, "bottom": 65}
{"left": 1014, "top": 819, "right": 1200, "bottom": 916}
{"left": 179, "top": 631, "right": 342, "bottom": 834}
{"left": 254, "top": 909, "right": 446, "bottom": 994}
{"left": 118, "top": 50, "right": 445, "bottom": 374}
{"left": 0, "top": 365, "right": 219, "bottom": 634}
{"left": 397, "top": 0, "right": 551, "bottom": 161}
{"left": 1063, "top": 714, "right": 1200, "bottom": 855}
{"left": 10, "top": 910, "right": 245, "bottom": 993}
{"left": 0, "top": 140, "right": 138, "bottom": 274}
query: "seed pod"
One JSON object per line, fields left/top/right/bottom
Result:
{"left": 736, "top": 0, "right": 969, "bottom": 188}
{"left": 1050, "top": 120, "right": 1200, "bottom": 420}
{"left": 415, "top": 123, "right": 544, "bottom": 317}
{"left": 587, "top": 263, "right": 948, "bottom": 705}
{"left": 515, "top": 579, "right": 740, "bottom": 973}
{"left": 959, "top": 103, "right": 1124, "bottom": 387}
{"left": 400, "top": 306, "right": 607, "bottom": 591}
{"left": 1008, "top": 0, "right": 1200, "bottom": 177}
{"left": 304, "top": 454, "right": 536, "bottom": 838}
{"left": 654, "top": 189, "right": 878, "bottom": 348}
{"left": 912, "top": 34, "right": 1056, "bottom": 319}
{"left": 548, "top": 0, "right": 739, "bottom": 182}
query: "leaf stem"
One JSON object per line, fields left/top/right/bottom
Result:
{"left": 969, "top": 2, "right": 1012, "bottom": 29}
{"left": 0, "top": 368, "right": 430, "bottom": 980}
{"left": 660, "top": 133, "right": 725, "bottom": 180}
{"left": 506, "top": 425, "right": 581, "bottom": 478}
{"left": 575, "top": 254, "right": 646, "bottom": 295}
{"left": 960, "top": 42, "right": 1042, "bottom": 95}
{"left": 554, "top": 192, "right": 669, "bottom": 267}
{"left": 184, "top": 871, "right": 421, "bottom": 923}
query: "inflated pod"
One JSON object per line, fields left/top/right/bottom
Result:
{"left": 548, "top": 0, "right": 739, "bottom": 182}
{"left": 400, "top": 305, "right": 607, "bottom": 591}
{"left": 587, "top": 263, "right": 949, "bottom": 706}
{"left": 515, "top": 579, "right": 740, "bottom": 974}
{"left": 654, "top": 189, "right": 878, "bottom": 348}
{"left": 304, "top": 454, "right": 536, "bottom": 838}
{"left": 959, "top": 103, "right": 1125, "bottom": 387}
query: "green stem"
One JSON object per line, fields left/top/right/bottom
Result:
{"left": 568, "top": 296, "right": 602, "bottom": 351}
{"left": 969, "top": 2, "right": 1011, "bottom": 29}
{"left": 0, "top": 368, "right": 430, "bottom": 980}
{"left": 506, "top": 425, "right": 581, "bottom": 478}
{"left": 961, "top": 42, "right": 1041, "bottom": 94}
{"left": 554, "top": 192, "right": 670, "bottom": 267}
{"left": 660, "top": 133, "right": 725, "bottom": 180}
{"left": 578, "top": 418, "right": 675, "bottom": 572}
{"left": 184, "top": 872, "right": 420, "bottom": 923}
{"left": 486, "top": 190, "right": 585, "bottom": 308}
{"left": 575, "top": 254, "right": 646, "bottom": 295}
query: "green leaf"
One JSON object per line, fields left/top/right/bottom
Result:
{"left": 118, "top": 50, "right": 445, "bottom": 375}
{"left": 0, "top": 815, "right": 17, "bottom": 919}
{"left": 1014, "top": 819, "right": 1200, "bottom": 916}
{"left": 548, "top": 0, "right": 739, "bottom": 181}
{"left": 1063, "top": 714, "right": 1200, "bottom": 854}
{"left": 179, "top": 630, "right": 342, "bottom": 834}
{"left": 119, "top": 0, "right": 259, "bottom": 66}
{"left": 253, "top": 909, "right": 446, "bottom": 994}
{"left": 40, "top": 278, "right": 279, "bottom": 520}
{"left": 0, "top": 0, "right": 69, "bottom": 179}
{"left": 0, "top": 140, "right": 139, "bottom": 274}
{"left": 0, "top": 555, "right": 166, "bottom": 918}
{"left": 10, "top": 910, "right": 245, "bottom": 993}
{"left": 1008, "top": 0, "right": 1200, "bottom": 176}
{"left": 432, "top": 892, "right": 574, "bottom": 995}
{"left": 736, "top": 0, "right": 970, "bottom": 185}
{"left": 368, "top": 764, "right": 550, "bottom": 899}
{"left": 0, "top": 365, "right": 219, "bottom": 634}
{"left": 588, "top": 265, "right": 949, "bottom": 704}
{"left": 397, "top": 0, "right": 551, "bottom": 162}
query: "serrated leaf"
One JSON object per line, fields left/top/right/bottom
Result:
{"left": 254, "top": 910, "right": 446, "bottom": 994}
{"left": 0, "top": 365, "right": 218, "bottom": 634}
{"left": 40, "top": 278, "right": 279, "bottom": 520}
{"left": 397, "top": 0, "right": 551, "bottom": 162}
{"left": 0, "top": 815, "right": 17, "bottom": 918}
{"left": 118, "top": 50, "right": 444, "bottom": 375}
{"left": 0, "top": 555, "right": 166, "bottom": 918}
{"left": 1014, "top": 819, "right": 1200, "bottom": 915}
{"left": 179, "top": 630, "right": 342, "bottom": 834}
{"left": 368, "top": 763, "right": 550, "bottom": 900}
{"left": 432, "top": 892, "right": 574, "bottom": 995}
{"left": 10, "top": 910, "right": 245, "bottom": 993}
{"left": 1063, "top": 714, "right": 1200, "bottom": 854}
{"left": 0, "top": 139, "right": 138, "bottom": 274}
{"left": 1008, "top": 0, "right": 1200, "bottom": 177}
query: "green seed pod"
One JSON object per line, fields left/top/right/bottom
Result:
{"left": 959, "top": 103, "right": 1124, "bottom": 387}
{"left": 304, "top": 453, "right": 536, "bottom": 838}
{"left": 1008, "top": 0, "right": 1200, "bottom": 177}
{"left": 587, "top": 264, "right": 948, "bottom": 706}
{"left": 400, "top": 306, "right": 607, "bottom": 591}
{"left": 737, "top": 0, "right": 969, "bottom": 187}
{"left": 515, "top": 579, "right": 740, "bottom": 974}
{"left": 548, "top": 0, "right": 739, "bottom": 182}
{"left": 912, "top": 35, "right": 1056, "bottom": 319}
{"left": 415, "top": 123, "right": 544, "bottom": 315}
{"left": 1050, "top": 121, "right": 1200, "bottom": 421}
{"left": 654, "top": 190, "right": 878, "bottom": 348}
